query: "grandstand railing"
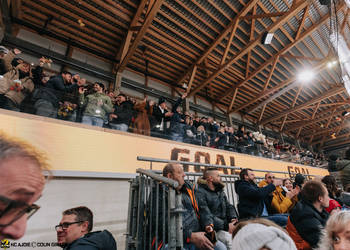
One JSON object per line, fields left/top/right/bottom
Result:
{"left": 126, "top": 158, "right": 320, "bottom": 250}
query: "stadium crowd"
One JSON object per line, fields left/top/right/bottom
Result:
{"left": 0, "top": 46, "right": 326, "bottom": 168}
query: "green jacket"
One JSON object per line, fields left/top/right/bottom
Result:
{"left": 79, "top": 92, "right": 113, "bottom": 120}
{"left": 329, "top": 159, "right": 350, "bottom": 189}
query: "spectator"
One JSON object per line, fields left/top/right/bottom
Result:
{"left": 197, "top": 167, "right": 238, "bottom": 249}
{"left": 183, "top": 115, "right": 196, "bottom": 144}
{"left": 109, "top": 93, "right": 133, "bottom": 132}
{"left": 169, "top": 93, "right": 187, "bottom": 142}
{"left": 150, "top": 97, "right": 172, "bottom": 138}
{"left": 328, "top": 149, "right": 350, "bottom": 190}
{"left": 286, "top": 180, "right": 330, "bottom": 249}
{"left": 322, "top": 175, "right": 342, "bottom": 215}
{"left": 282, "top": 178, "right": 293, "bottom": 192}
{"left": 235, "top": 169, "right": 287, "bottom": 227}
{"left": 79, "top": 83, "right": 113, "bottom": 127}
{"left": 214, "top": 126, "right": 227, "bottom": 150}
{"left": 55, "top": 206, "right": 117, "bottom": 250}
{"left": 0, "top": 48, "right": 35, "bottom": 112}
{"left": 33, "top": 71, "right": 82, "bottom": 118}
{"left": 231, "top": 219, "right": 297, "bottom": 250}
{"left": 259, "top": 173, "right": 299, "bottom": 214}
{"left": 0, "top": 132, "right": 48, "bottom": 240}
{"left": 161, "top": 163, "right": 226, "bottom": 250}
{"left": 133, "top": 98, "right": 154, "bottom": 136}
{"left": 194, "top": 125, "right": 210, "bottom": 146}
{"left": 317, "top": 211, "right": 350, "bottom": 250}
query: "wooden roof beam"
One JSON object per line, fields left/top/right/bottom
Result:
{"left": 219, "top": 2, "right": 345, "bottom": 107}
{"left": 176, "top": 0, "right": 259, "bottom": 86}
{"left": 117, "top": 0, "right": 164, "bottom": 73}
{"left": 188, "top": 0, "right": 309, "bottom": 97}
{"left": 240, "top": 12, "right": 288, "bottom": 20}
{"left": 260, "top": 85, "right": 344, "bottom": 125}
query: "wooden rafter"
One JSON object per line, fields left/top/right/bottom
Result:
{"left": 280, "top": 85, "right": 302, "bottom": 131}
{"left": 186, "top": 65, "right": 197, "bottom": 94}
{"left": 260, "top": 85, "right": 344, "bottom": 125}
{"left": 176, "top": 0, "right": 259, "bottom": 86}
{"left": 246, "top": 5, "right": 256, "bottom": 78}
{"left": 240, "top": 12, "right": 288, "bottom": 20}
{"left": 117, "top": 0, "right": 164, "bottom": 72}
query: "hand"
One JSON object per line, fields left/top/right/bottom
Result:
{"left": 190, "top": 232, "right": 214, "bottom": 250}
{"left": 273, "top": 179, "right": 283, "bottom": 186}
{"left": 13, "top": 48, "right": 21, "bottom": 55}
{"left": 165, "top": 112, "right": 173, "bottom": 117}
{"left": 228, "top": 219, "right": 238, "bottom": 234}
{"left": 97, "top": 99, "right": 103, "bottom": 106}
{"left": 109, "top": 114, "right": 117, "bottom": 120}
{"left": 78, "top": 87, "right": 86, "bottom": 94}
{"left": 286, "top": 186, "right": 300, "bottom": 199}
{"left": 181, "top": 92, "right": 188, "bottom": 99}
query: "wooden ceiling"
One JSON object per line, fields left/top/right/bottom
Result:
{"left": 10, "top": 0, "right": 350, "bottom": 151}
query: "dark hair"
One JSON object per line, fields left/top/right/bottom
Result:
{"left": 95, "top": 82, "right": 105, "bottom": 90}
{"left": 118, "top": 93, "right": 126, "bottom": 98}
{"left": 301, "top": 180, "right": 326, "bottom": 203}
{"left": 239, "top": 168, "right": 252, "bottom": 180}
{"left": 61, "top": 71, "right": 72, "bottom": 76}
{"left": 63, "top": 206, "right": 93, "bottom": 232}
{"left": 321, "top": 175, "right": 340, "bottom": 199}
{"left": 283, "top": 178, "right": 291, "bottom": 186}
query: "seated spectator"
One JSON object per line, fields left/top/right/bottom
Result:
{"left": 0, "top": 48, "right": 35, "bottom": 112}
{"left": 169, "top": 93, "right": 187, "bottom": 142}
{"left": 259, "top": 173, "right": 299, "bottom": 214}
{"left": 150, "top": 97, "right": 172, "bottom": 138}
{"left": 0, "top": 132, "right": 48, "bottom": 240}
{"left": 196, "top": 167, "right": 238, "bottom": 248}
{"left": 79, "top": 83, "right": 113, "bottom": 127}
{"left": 322, "top": 175, "right": 342, "bottom": 215}
{"left": 33, "top": 70, "right": 83, "bottom": 118}
{"left": 109, "top": 94, "right": 133, "bottom": 132}
{"left": 282, "top": 178, "right": 293, "bottom": 192}
{"left": 286, "top": 180, "right": 330, "bottom": 249}
{"left": 317, "top": 211, "right": 350, "bottom": 250}
{"left": 160, "top": 163, "right": 226, "bottom": 250}
{"left": 235, "top": 169, "right": 287, "bottom": 227}
{"left": 56, "top": 206, "right": 117, "bottom": 250}
{"left": 231, "top": 219, "right": 297, "bottom": 250}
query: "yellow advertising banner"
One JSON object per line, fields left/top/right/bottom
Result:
{"left": 0, "top": 110, "right": 329, "bottom": 178}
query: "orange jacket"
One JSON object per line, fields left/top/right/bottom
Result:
{"left": 286, "top": 217, "right": 312, "bottom": 250}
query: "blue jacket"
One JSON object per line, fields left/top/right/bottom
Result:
{"left": 64, "top": 230, "right": 117, "bottom": 250}
{"left": 235, "top": 179, "right": 275, "bottom": 219}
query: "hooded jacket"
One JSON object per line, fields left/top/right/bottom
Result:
{"left": 235, "top": 179, "right": 276, "bottom": 219}
{"left": 64, "top": 230, "right": 117, "bottom": 250}
{"left": 196, "top": 178, "right": 238, "bottom": 231}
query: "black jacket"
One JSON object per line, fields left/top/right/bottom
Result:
{"left": 151, "top": 105, "right": 170, "bottom": 130}
{"left": 235, "top": 179, "right": 275, "bottom": 219}
{"left": 169, "top": 97, "right": 184, "bottom": 134}
{"left": 64, "top": 230, "right": 117, "bottom": 250}
{"left": 289, "top": 200, "right": 329, "bottom": 248}
{"left": 110, "top": 100, "right": 133, "bottom": 125}
{"left": 36, "top": 75, "right": 78, "bottom": 107}
{"left": 197, "top": 179, "right": 238, "bottom": 231}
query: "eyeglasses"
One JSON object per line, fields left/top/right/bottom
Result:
{"left": 0, "top": 195, "right": 40, "bottom": 227}
{"left": 55, "top": 221, "right": 85, "bottom": 231}
{"left": 267, "top": 176, "right": 275, "bottom": 179}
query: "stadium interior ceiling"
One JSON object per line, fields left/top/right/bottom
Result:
{"left": 4, "top": 0, "right": 350, "bottom": 152}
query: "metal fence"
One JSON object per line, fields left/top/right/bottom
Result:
{"left": 125, "top": 157, "right": 319, "bottom": 250}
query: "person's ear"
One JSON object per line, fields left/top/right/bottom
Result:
{"left": 81, "top": 221, "right": 89, "bottom": 233}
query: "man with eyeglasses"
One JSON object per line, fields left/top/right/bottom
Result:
{"left": 0, "top": 132, "right": 48, "bottom": 240}
{"left": 55, "top": 206, "right": 117, "bottom": 250}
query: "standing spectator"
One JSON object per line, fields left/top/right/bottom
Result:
{"left": 150, "top": 97, "right": 172, "bottom": 138}
{"left": 34, "top": 71, "right": 81, "bottom": 118}
{"left": 56, "top": 206, "right": 117, "bottom": 249}
{"left": 79, "top": 83, "right": 113, "bottom": 127}
{"left": 328, "top": 149, "right": 350, "bottom": 189}
{"left": 286, "top": 180, "right": 329, "bottom": 249}
{"left": 214, "top": 126, "right": 227, "bottom": 150}
{"left": 197, "top": 167, "right": 238, "bottom": 249}
{"left": 169, "top": 93, "right": 187, "bottom": 142}
{"left": 133, "top": 98, "right": 154, "bottom": 136}
{"left": 183, "top": 115, "right": 196, "bottom": 144}
{"left": 109, "top": 94, "right": 133, "bottom": 132}
{"left": 194, "top": 125, "right": 210, "bottom": 146}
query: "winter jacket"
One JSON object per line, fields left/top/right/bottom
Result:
{"left": 286, "top": 217, "right": 312, "bottom": 250}
{"left": 0, "top": 51, "right": 34, "bottom": 106}
{"left": 235, "top": 179, "right": 276, "bottom": 219}
{"left": 110, "top": 100, "right": 133, "bottom": 125}
{"left": 79, "top": 92, "right": 113, "bottom": 120}
{"left": 259, "top": 180, "right": 296, "bottom": 214}
{"left": 64, "top": 230, "right": 117, "bottom": 250}
{"left": 328, "top": 159, "right": 350, "bottom": 189}
{"left": 169, "top": 97, "right": 184, "bottom": 134}
{"left": 196, "top": 178, "right": 238, "bottom": 231}
{"left": 287, "top": 200, "right": 329, "bottom": 248}
{"left": 194, "top": 131, "right": 209, "bottom": 146}
{"left": 36, "top": 75, "right": 79, "bottom": 107}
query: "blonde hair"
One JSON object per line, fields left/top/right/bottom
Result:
{"left": 317, "top": 211, "right": 350, "bottom": 250}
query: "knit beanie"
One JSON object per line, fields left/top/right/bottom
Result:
{"left": 231, "top": 223, "right": 297, "bottom": 250}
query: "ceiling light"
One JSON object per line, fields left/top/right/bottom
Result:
{"left": 297, "top": 70, "right": 315, "bottom": 82}
{"left": 262, "top": 32, "right": 274, "bottom": 45}
{"left": 331, "top": 133, "right": 336, "bottom": 139}
{"left": 327, "top": 60, "right": 337, "bottom": 68}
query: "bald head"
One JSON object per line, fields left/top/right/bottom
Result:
{"left": 163, "top": 163, "right": 185, "bottom": 190}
